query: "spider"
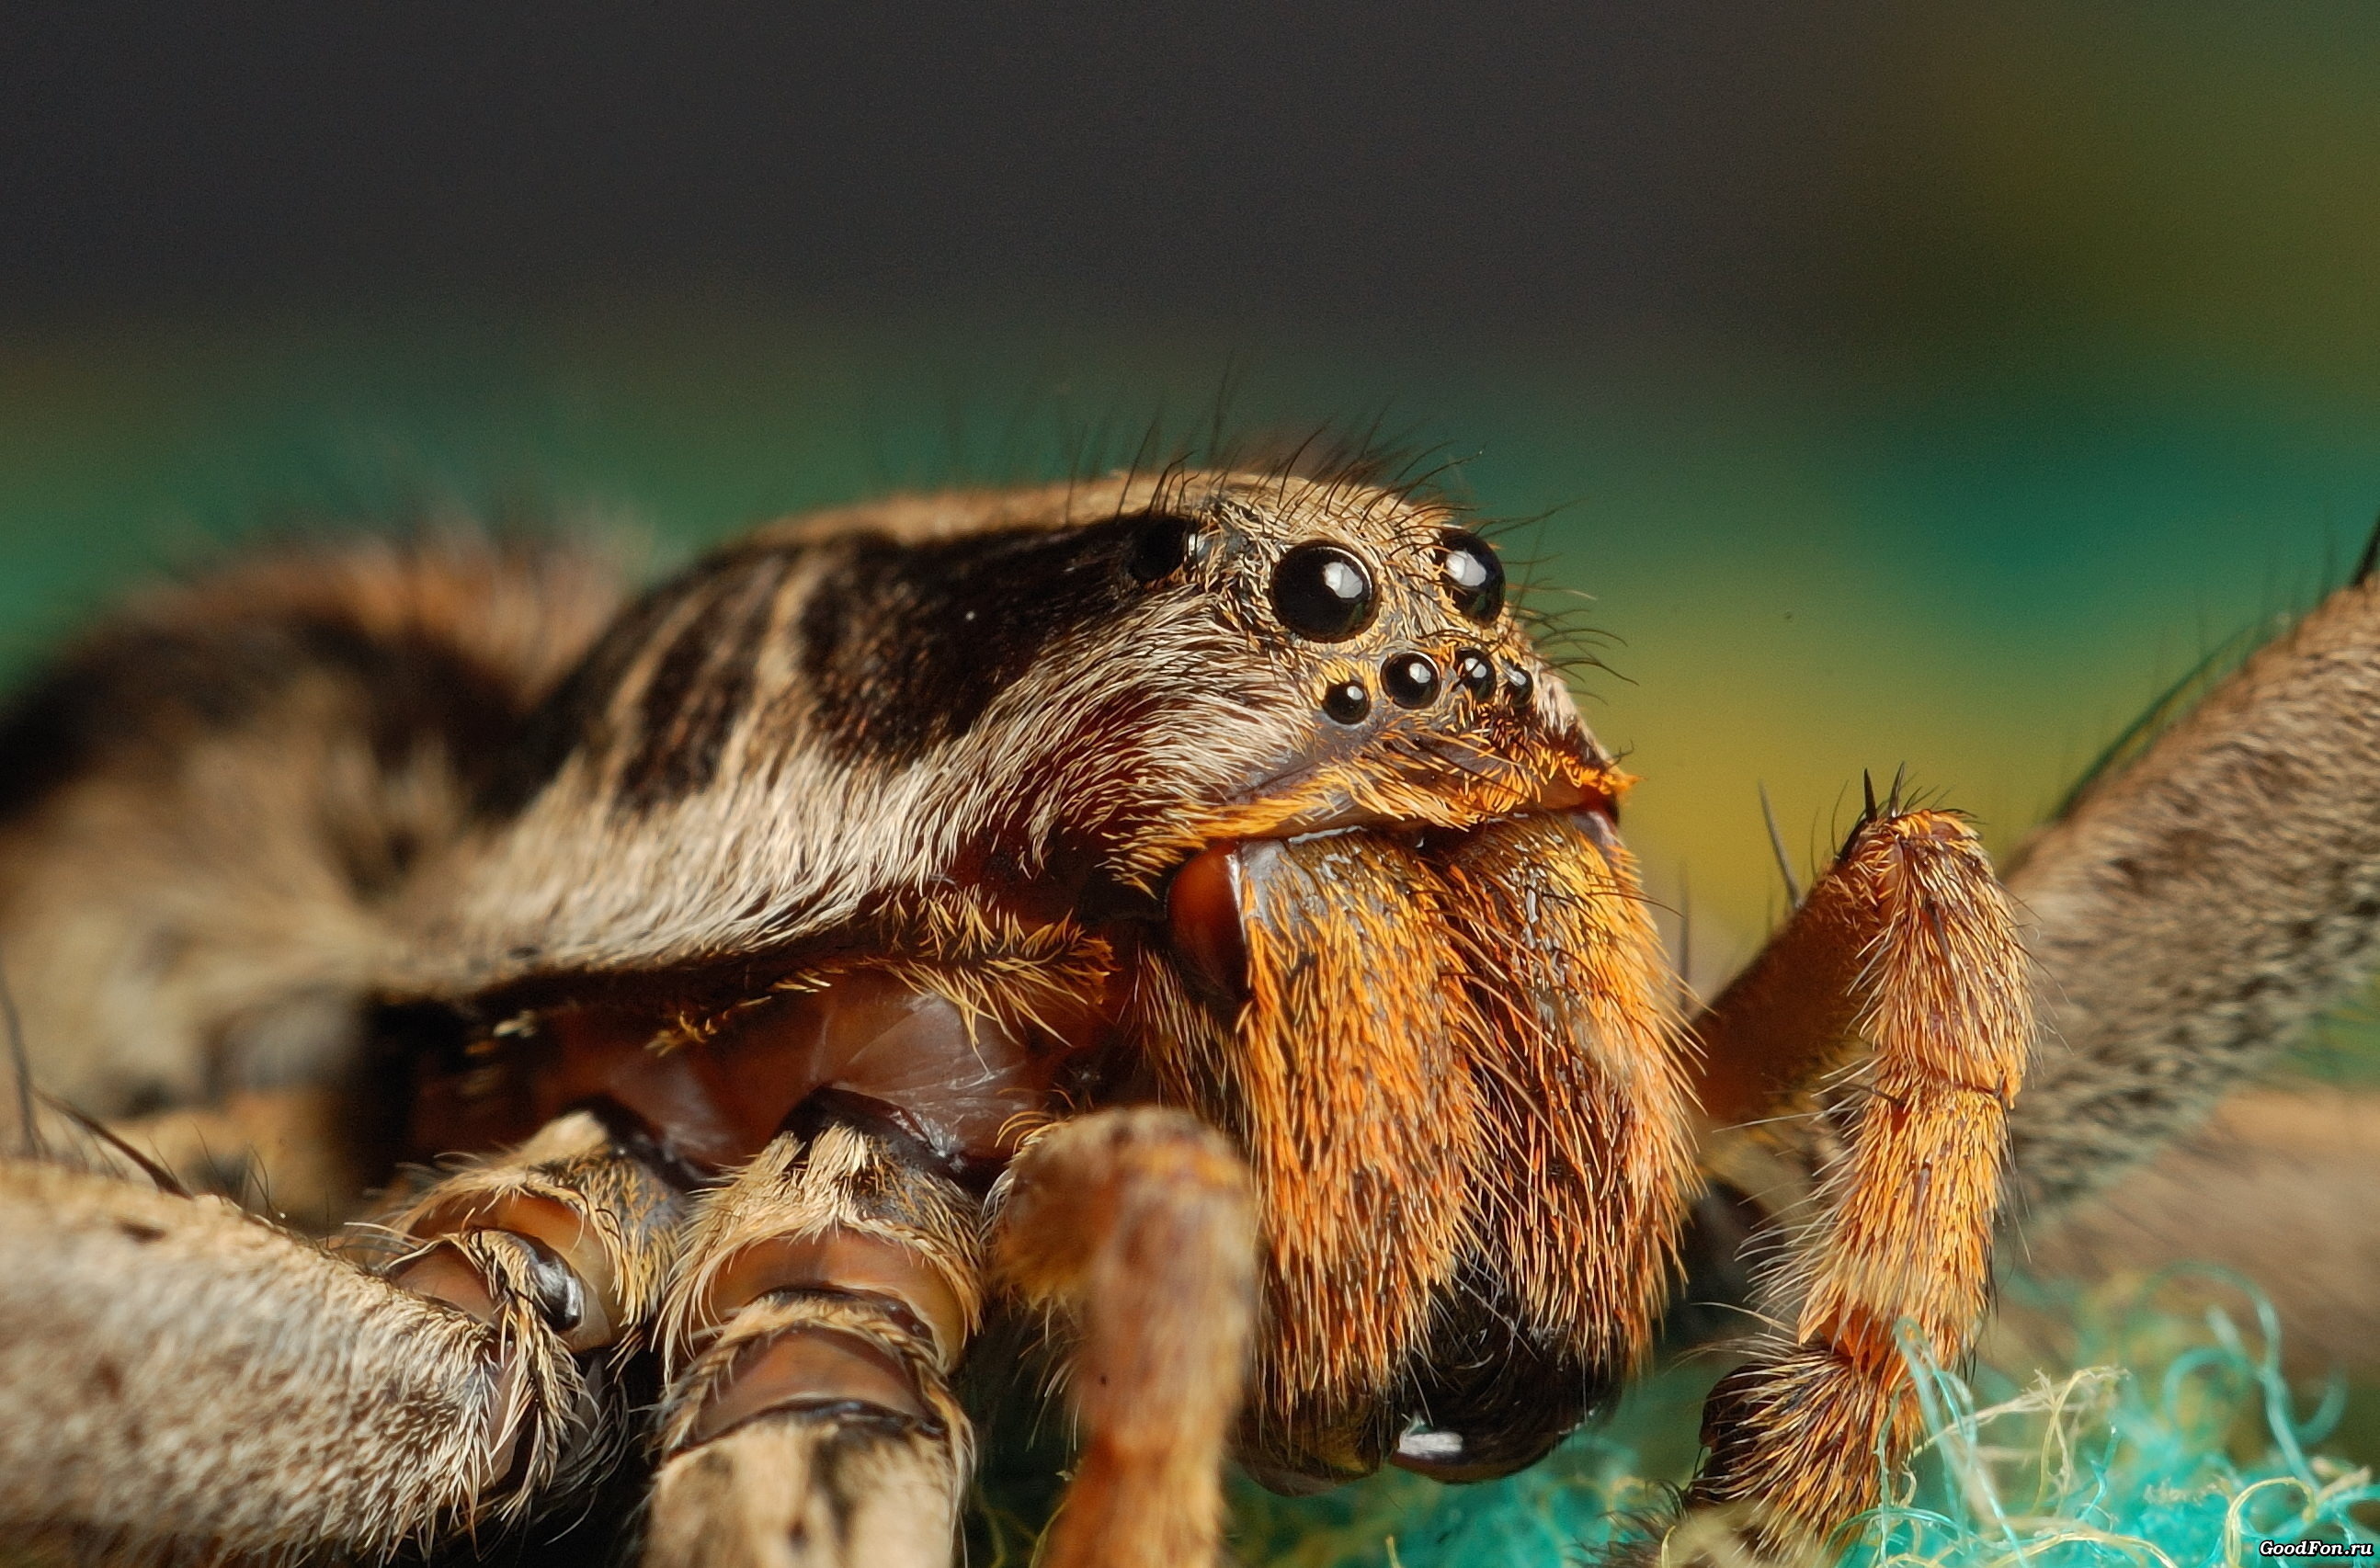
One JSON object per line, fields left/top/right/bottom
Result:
{"left": 0, "top": 459, "right": 2372, "bottom": 1568}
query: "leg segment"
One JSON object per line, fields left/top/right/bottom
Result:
{"left": 380, "top": 1108, "right": 687, "bottom": 1427}
{"left": 1688, "top": 808, "right": 2032, "bottom": 1554}
{"left": 2007, "top": 573, "right": 2380, "bottom": 1212}
{"left": 0, "top": 1108, "right": 679, "bottom": 1562}
{"left": 993, "top": 1107, "right": 1258, "bottom": 1568}
{"left": 643, "top": 1121, "right": 983, "bottom": 1568}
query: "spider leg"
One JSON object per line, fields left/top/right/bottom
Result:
{"left": 0, "top": 1108, "right": 681, "bottom": 1562}
{"left": 993, "top": 1106, "right": 1258, "bottom": 1568}
{"left": 643, "top": 1120, "right": 983, "bottom": 1568}
{"left": 1686, "top": 808, "right": 2032, "bottom": 1556}
{"left": 2005, "top": 572, "right": 2380, "bottom": 1212}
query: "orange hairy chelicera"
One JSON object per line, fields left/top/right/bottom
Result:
{"left": 0, "top": 452, "right": 2371, "bottom": 1568}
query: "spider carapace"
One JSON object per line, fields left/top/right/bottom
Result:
{"left": 3, "top": 461, "right": 2374, "bottom": 1568}
{"left": 396, "top": 467, "right": 1695, "bottom": 1494}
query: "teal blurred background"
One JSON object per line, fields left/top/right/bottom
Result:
{"left": 3, "top": 2, "right": 2378, "bottom": 984}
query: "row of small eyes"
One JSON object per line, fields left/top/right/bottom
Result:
{"left": 1320, "top": 645, "right": 1535, "bottom": 724}
{"left": 1127, "top": 517, "right": 1509, "bottom": 638}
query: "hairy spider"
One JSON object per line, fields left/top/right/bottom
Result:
{"left": 0, "top": 460, "right": 2372, "bottom": 1567}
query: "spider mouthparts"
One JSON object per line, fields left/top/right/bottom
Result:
{"left": 1224, "top": 770, "right": 1599, "bottom": 841}
{"left": 1167, "top": 844, "right": 1249, "bottom": 1003}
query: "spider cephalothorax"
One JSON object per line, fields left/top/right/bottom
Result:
{"left": 381, "top": 469, "right": 1697, "bottom": 1499}
{"left": 1, "top": 459, "right": 2374, "bottom": 1568}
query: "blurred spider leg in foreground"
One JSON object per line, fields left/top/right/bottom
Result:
{"left": 995, "top": 1108, "right": 1259, "bottom": 1568}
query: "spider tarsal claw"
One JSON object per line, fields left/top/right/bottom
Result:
{"left": 397, "top": 1193, "right": 623, "bottom": 1352}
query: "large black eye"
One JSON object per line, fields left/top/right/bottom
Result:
{"left": 1439, "top": 530, "right": 1506, "bottom": 624}
{"left": 1270, "top": 542, "right": 1377, "bottom": 642}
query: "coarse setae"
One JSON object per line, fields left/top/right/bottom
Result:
{"left": 0, "top": 448, "right": 2373, "bottom": 1567}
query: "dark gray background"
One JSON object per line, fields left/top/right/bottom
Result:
{"left": 1, "top": 1, "right": 1888, "bottom": 341}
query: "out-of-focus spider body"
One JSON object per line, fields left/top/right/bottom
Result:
{"left": 0, "top": 459, "right": 2374, "bottom": 1568}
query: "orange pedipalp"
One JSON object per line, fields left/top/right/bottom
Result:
{"left": 1134, "top": 809, "right": 1696, "bottom": 1486}
{"left": 1227, "top": 833, "right": 1483, "bottom": 1413}
{"left": 1435, "top": 812, "right": 1699, "bottom": 1373}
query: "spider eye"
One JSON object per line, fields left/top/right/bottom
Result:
{"left": 1439, "top": 530, "right": 1505, "bottom": 624}
{"left": 1321, "top": 678, "right": 1372, "bottom": 723}
{"left": 1382, "top": 652, "right": 1441, "bottom": 709}
{"left": 1127, "top": 516, "right": 1201, "bottom": 583}
{"left": 1270, "top": 543, "right": 1377, "bottom": 642}
{"left": 1452, "top": 647, "right": 1497, "bottom": 699}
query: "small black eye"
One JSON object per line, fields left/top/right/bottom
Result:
{"left": 1127, "top": 517, "right": 1199, "bottom": 583}
{"left": 1505, "top": 664, "right": 1534, "bottom": 704}
{"left": 1270, "top": 543, "right": 1377, "bottom": 642}
{"left": 1439, "top": 530, "right": 1506, "bottom": 624}
{"left": 1453, "top": 647, "right": 1497, "bottom": 700}
{"left": 1322, "top": 680, "right": 1372, "bottom": 723}
{"left": 1383, "top": 653, "right": 1441, "bottom": 709}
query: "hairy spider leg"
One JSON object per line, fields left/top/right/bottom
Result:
{"left": 994, "top": 1107, "right": 1259, "bottom": 1568}
{"left": 1688, "top": 809, "right": 2032, "bottom": 1556}
{"left": 2009, "top": 571, "right": 2380, "bottom": 1212}
{"left": 0, "top": 1108, "right": 680, "bottom": 1561}
{"left": 645, "top": 1122, "right": 982, "bottom": 1568}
